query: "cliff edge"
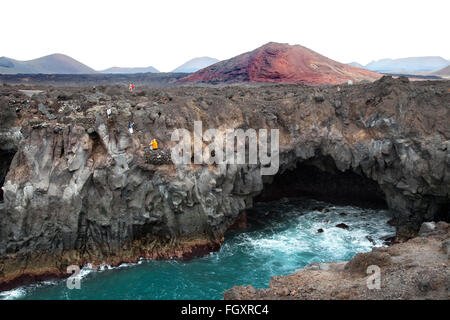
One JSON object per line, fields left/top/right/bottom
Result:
{"left": 0, "top": 77, "right": 449, "bottom": 290}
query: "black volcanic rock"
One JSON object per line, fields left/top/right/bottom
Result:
{"left": 0, "top": 77, "right": 449, "bottom": 290}
{"left": 335, "top": 223, "right": 349, "bottom": 230}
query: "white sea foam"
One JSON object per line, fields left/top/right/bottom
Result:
{"left": 0, "top": 287, "right": 26, "bottom": 300}
{"left": 79, "top": 261, "right": 138, "bottom": 275}
{"left": 242, "top": 200, "right": 395, "bottom": 264}
{"left": 0, "top": 279, "right": 60, "bottom": 300}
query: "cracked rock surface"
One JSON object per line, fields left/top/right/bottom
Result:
{"left": 0, "top": 77, "right": 449, "bottom": 290}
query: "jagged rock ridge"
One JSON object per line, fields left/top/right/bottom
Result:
{"left": 0, "top": 77, "right": 449, "bottom": 291}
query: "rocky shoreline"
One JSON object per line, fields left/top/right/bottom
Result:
{"left": 224, "top": 221, "right": 449, "bottom": 300}
{"left": 0, "top": 77, "right": 449, "bottom": 292}
{"left": 0, "top": 236, "right": 223, "bottom": 292}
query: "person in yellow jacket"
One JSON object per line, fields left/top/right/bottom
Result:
{"left": 150, "top": 139, "right": 158, "bottom": 150}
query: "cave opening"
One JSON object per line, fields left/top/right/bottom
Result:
{"left": 434, "top": 202, "right": 450, "bottom": 223}
{"left": 227, "top": 155, "right": 393, "bottom": 255}
{"left": 255, "top": 155, "right": 387, "bottom": 209}
{"left": 0, "top": 150, "right": 16, "bottom": 203}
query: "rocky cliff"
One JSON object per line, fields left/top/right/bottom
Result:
{"left": 0, "top": 77, "right": 449, "bottom": 290}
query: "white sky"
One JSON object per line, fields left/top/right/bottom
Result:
{"left": 1, "top": 0, "right": 449, "bottom": 72}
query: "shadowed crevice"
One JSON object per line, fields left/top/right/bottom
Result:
{"left": 255, "top": 155, "right": 387, "bottom": 209}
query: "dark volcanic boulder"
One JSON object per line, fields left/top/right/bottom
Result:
{"left": 335, "top": 223, "right": 349, "bottom": 230}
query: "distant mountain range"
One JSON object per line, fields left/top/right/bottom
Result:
{"left": 348, "top": 57, "right": 449, "bottom": 74}
{"left": 1, "top": 51, "right": 448, "bottom": 80}
{"left": 180, "top": 42, "right": 380, "bottom": 85}
{"left": 172, "top": 57, "right": 219, "bottom": 73}
{"left": 0, "top": 54, "right": 218, "bottom": 75}
{"left": 430, "top": 65, "right": 450, "bottom": 77}
{"left": 347, "top": 62, "right": 365, "bottom": 69}
{"left": 100, "top": 66, "right": 159, "bottom": 74}
{"left": 0, "top": 54, "right": 96, "bottom": 74}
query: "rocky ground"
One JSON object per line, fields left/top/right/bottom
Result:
{"left": 0, "top": 72, "right": 187, "bottom": 87}
{"left": 0, "top": 77, "right": 449, "bottom": 291}
{"left": 224, "top": 221, "right": 449, "bottom": 300}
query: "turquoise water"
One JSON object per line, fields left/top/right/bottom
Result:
{"left": 0, "top": 198, "right": 395, "bottom": 300}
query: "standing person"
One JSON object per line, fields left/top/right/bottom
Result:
{"left": 132, "top": 83, "right": 135, "bottom": 91}
{"left": 106, "top": 108, "right": 111, "bottom": 119}
{"left": 149, "top": 139, "right": 158, "bottom": 151}
{"left": 129, "top": 83, "right": 132, "bottom": 92}
{"left": 152, "top": 139, "right": 158, "bottom": 150}
{"left": 128, "top": 122, "right": 134, "bottom": 134}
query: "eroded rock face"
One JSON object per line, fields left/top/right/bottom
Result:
{"left": 224, "top": 222, "right": 449, "bottom": 300}
{"left": 0, "top": 77, "right": 449, "bottom": 290}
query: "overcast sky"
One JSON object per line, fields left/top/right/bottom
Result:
{"left": 1, "top": 0, "right": 448, "bottom": 72}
